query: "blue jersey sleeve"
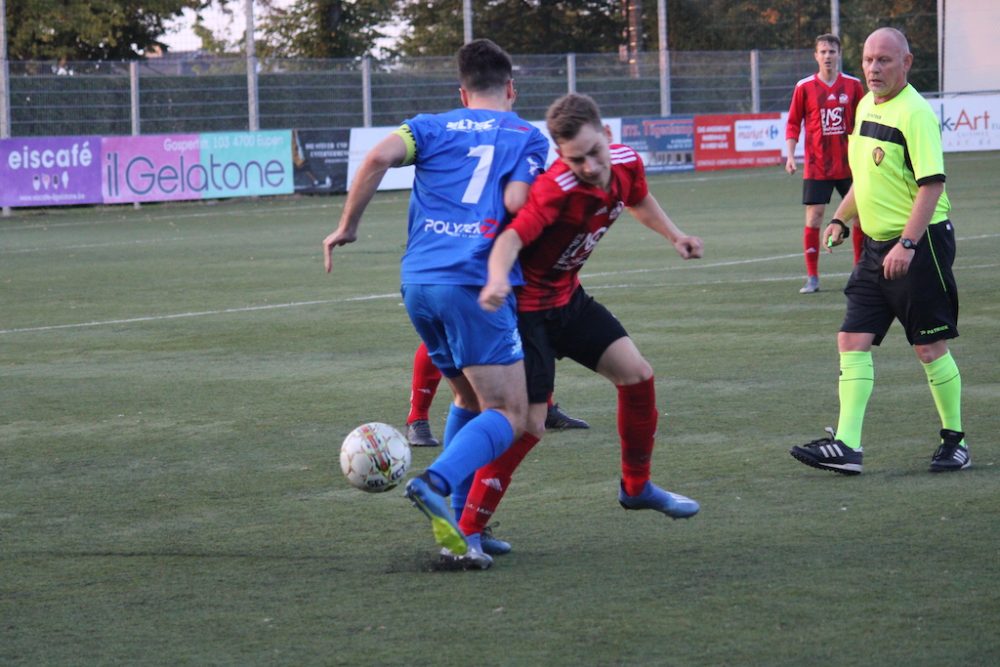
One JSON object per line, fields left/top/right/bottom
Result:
{"left": 509, "top": 131, "right": 550, "bottom": 185}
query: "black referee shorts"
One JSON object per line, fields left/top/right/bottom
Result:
{"left": 841, "top": 220, "right": 959, "bottom": 346}
{"left": 518, "top": 287, "right": 628, "bottom": 404}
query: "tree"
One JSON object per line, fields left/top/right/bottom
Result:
{"left": 255, "top": 0, "right": 396, "bottom": 59}
{"left": 4, "top": 0, "right": 210, "bottom": 60}
{"left": 395, "top": 0, "right": 626, "bottom": 57}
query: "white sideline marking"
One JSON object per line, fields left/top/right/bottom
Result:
{"left": 4, "top": 258, "right": 998, "bottom": 336}
{"left": 2, "top": 214, "right": 997, "bottom": 335}
{"left": 0, "top": 295, "right": 398, "bottom": 335}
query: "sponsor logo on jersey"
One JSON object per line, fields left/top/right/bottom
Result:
{"left": 479, "top": 218, "right": 500, "bottom": 239}
{"left": 527, "top": 156, "right": 543, "bottom": 176}
{"left": 820, "top": 106, "right": 847, "bottom": 135}
{"left": 446, "top": 118, "right": 497, "bottom": 133}
{"left": 423, "top": 217, "right": 488, "bottom": 238}
{"left": 554, "top": 226, "right": 609, "bottom": 270}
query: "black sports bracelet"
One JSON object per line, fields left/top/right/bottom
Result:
{"left": 830, "top": 218, "right": 850, "bottom": 238}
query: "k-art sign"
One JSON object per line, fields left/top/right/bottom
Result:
{"left": 933, "top": 95, "right": 999, "bottom": 152}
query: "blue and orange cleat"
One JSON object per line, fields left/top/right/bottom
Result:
{"left": 618, "top": 480, "right": 700, "bottom": 519}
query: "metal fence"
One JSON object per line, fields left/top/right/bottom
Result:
{"left": 3, "top": 49, "right": 830, "bottom": 138}
{"left": 5, "top": 48, "right": 894, "bottom": 137}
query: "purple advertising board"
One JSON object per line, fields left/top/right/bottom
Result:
{"left": 0, "top": 136, "right": 104, "bottom": 207}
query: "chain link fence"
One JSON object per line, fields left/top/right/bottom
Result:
{"left": 6, "top": 47, "right": 936, "bottom": 137}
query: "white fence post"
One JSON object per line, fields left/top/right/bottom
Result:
{"left": 362, "top": 56, "right": 372, "bottom": 128}
{"left": 1, "top": 0, "right": 11, "bottom": 216}
{"left": 245, "top": 0, "right": 259, "bottom": 131}
{"left": 658, "top": 0, "right": 671, "bottom": 116}
{"left": 750, "top": 49, "right": 761, "bottom": 113}
{"left": 130, "top": 61, "right": 141, "bottom": 209}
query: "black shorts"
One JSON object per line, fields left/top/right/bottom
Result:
{"left": 841, "top": 221, "right": 959, "bottom": 346}
{"left": 802, "top": 178, "right": 852, "bottom": 205}
{"left": 518, "top": 287, "right": 628, "bottom": 404}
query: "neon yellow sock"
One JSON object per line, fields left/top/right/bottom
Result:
{"left": 835, "top": 351, "right": 874, "bottom": 449}
{"left": 923, "top": 351, "right": 964, "bottom": 442}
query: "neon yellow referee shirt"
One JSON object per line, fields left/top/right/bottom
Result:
{"left": 848, "top": 83, "right": 951, "bottom": 241}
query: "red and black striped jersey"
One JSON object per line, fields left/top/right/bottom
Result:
{"left": 509, "top": 144, "right": 649, "bottom": 311}
{"left": 786, "top": 72, "right": 865, "bottom": 180}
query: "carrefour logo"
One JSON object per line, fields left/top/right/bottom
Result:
{"left": 734, "top": 120, "right": 783, "bottom": 151}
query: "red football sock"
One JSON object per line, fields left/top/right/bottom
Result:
{"left": 618, "top": 377, "right": 658, "bottom": 496}
{"left": 852, "top": 221, "right": 866, "bottom": 264}
{"left": 546, "top": 393, "right": 554, "bottom": 409}
{"left": 803, "top": 227, "right": 820, "bottom": 277}
{"left": 407, "top": 343, "right": 442, "bottom": 424}
{"left": 459, "top": 432, "right": 540, "bottom": 536}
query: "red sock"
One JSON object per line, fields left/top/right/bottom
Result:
{"left": 852, "top": 221, "right": 866, "bottom": 264}
{"left": 407, "top": 343, "right": 442, "bottom": 424}
{"left": 618, "top": 377, "right": 658, "bottom": 496}
{"left": 458, "top": 433, "right": 539, "bottom": 535}
{"left": 803, "top": 227, "right": 820, "bottom": 277}
{"left": 546, "top": 393, "right": 554, "bottom": 409}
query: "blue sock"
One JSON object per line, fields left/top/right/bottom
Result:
{"left": 442, "top": 404, "right": 478, "bottom": 518}
{"left": 429, "top": 409, "right": 514, "bottom": 496}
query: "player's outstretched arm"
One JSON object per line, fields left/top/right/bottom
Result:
{"left": 323, "top": 133, "right": 407, "bottom": 273}
{"left": 628, "top": 194, "right": 703, "bottom": 259}
{"left": 479, "top": 228, "right": 524, "bottom": 312}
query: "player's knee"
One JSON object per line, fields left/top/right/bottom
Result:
{"left": 914, "top": 340, "right": 948, "bottom": 364}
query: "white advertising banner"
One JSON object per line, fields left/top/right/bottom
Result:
{"left": 932, "top": 95, "right": 1000, "bottom": 153}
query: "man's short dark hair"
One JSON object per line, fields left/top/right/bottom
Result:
{"left": 545, "top": 93, "right": 603, "bottom": 144}
{"left": 816, "top": 33, "right": 841, "bottom": 50}
{"left": 458, "top": 39, "right": 513, "bottom": 93}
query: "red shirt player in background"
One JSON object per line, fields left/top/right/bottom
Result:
{"left": 443, "top": 93, "right": 702, "bottom": 569}
{"left": 785, "top": 33, "right": 865, "bottom": 294}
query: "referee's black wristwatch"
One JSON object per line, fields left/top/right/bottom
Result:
{"left": 899, "top": 237, "right": 918, "bottom": 250}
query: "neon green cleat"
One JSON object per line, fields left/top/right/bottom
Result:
{"left": 405, "top": 475, "right": 468, "bottom": 555}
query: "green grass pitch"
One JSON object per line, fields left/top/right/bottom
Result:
{"left": 2, "top": 153, "right": 999, "bottom": 666}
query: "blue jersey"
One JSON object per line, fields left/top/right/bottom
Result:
{"left": 397, "top": 108, "right": 548, "bottom": 286}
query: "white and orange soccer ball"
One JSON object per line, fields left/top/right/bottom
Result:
{"left": 339, "top": 422, "right": 411, "bottom": 492}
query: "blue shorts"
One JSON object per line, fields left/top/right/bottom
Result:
{"left": 401, "top": 284, "right": 523, "bottom": 378}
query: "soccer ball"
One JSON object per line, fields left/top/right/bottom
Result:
{"left": 340, "top": 422, "right": 412, "bottom": 493}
